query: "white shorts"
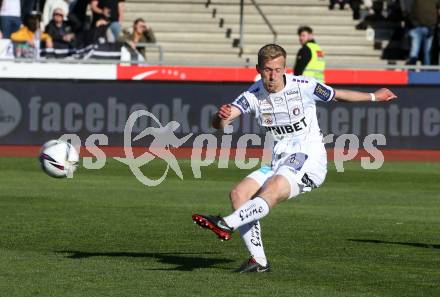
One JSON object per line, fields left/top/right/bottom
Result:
{"left": 247, "top": 143, "right": 327, "bottom": 199}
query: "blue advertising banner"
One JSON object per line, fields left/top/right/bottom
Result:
{"left": 0, "top": 79, "right": 439, "bottom": 149}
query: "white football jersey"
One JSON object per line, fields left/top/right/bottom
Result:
{"left": 232, "top": 74, "right": 335, "bottom": 157}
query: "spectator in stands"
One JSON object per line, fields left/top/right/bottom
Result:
{"left": 400, "top": 0, "right": 412, "bottom": 12}
{"left": 82, "top": 13, "right": 124, "bottom": 60}
{"left": 404, "top": 0, "right": 440, "bottom": 65}
{"left": 11, "top": 11, "right": 53, "bottom": 58}
{"left": 293, "top": 26, "right": 325, "bottom": 82}
{"left": 348, "top": 0, "right": 362, "bottom": 20}
{"left": 21, "top": 0, "right": 37, "bottom": 20}
{"left": 68, "top": 0, "right": 77, "bottom": 12}
{"left": 329, "top": 0, "right": 346, "bottom": 10}
{"left": 90, "top": 0, "right": 124, "bottom": 39}
{"left": 379, "top": 0, "right": 409, "bottom": 61}
{"left": 42, "top": 0, "right": 70, "bottom": 27}
{"left": 386, "top": 0, "right": 404, "bottom": 22}
{"left": 68, "top": 0, "right": 89, "bottom": 34}
{"left": 84, "top": 13, "right": 114, "bottom": 45}
{"left": 0, "top": 28, "right": 14, "bottom": 58}
{"left": 0, "top": 0, "right": 22, "bottom": 39}
{"left": 355, "top": 0, "right": 387, "bottom": 30}
{"left": 330, "top": 0, "right": 363, "bottom": 19}
{"left": 119, "top": 18, "right": 155, "bottom": 58}
{"left": 45, "top": 7, "right": 75, "bottom": 50}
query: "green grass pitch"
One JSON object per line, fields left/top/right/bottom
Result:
{"left": 0, "top": 157, "right": 439, "bottom": 297}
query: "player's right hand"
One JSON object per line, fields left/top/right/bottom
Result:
{"left": 374, "top": 88, "right": 398, "bottom": 102}
{"left": 218, "top": 104, "right": 232, "bottom": 120}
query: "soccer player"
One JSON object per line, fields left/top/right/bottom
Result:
{"left": 192, "top": 44, "right": 397, "bottom": 273}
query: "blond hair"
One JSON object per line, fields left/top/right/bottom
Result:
{"left": 257, "top": 44, "right": 287, "bottom": 67}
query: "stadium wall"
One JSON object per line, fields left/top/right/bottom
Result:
{"left": 0, "top": 64, "right": 439, "bottom": 159}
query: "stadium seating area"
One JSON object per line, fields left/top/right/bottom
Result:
{"left": 125, "top": 0, "right": 384, "bottom": 67}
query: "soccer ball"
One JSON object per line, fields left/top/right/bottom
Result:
{"left": 39, "top": 139, "right": 79, "bottom": 178}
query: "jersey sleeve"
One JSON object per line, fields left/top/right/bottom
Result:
{"left": 306, "top": 77, "right": 335, "bottom": 103}
{"left": 231, "top": 93, "right": 255, "bottom": 114}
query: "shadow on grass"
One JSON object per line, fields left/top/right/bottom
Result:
{"left": 55, "top": 250, "right": 234, "bottom": 271}
{"left": 348, "top": 239, "right": 440, "bottom": 249}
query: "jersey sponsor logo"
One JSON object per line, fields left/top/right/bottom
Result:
{"left": 287, "top": 96, "right": 300, "bottom": 102}
{"left": 313, "top": 83, "right": 332, "bottom": 101}
{"left": 286, "top": 89, "right": 299, "bottom": 95}
{"left": 260, "top": 98, "right": 272, "bottom": 107}
{"left": 259, "top": 99, "right": 273, "bottom": 112}
{"left": 235, "top": 96, "right": 250, "bottom": 111}
{"left": 264, "top": 117, "right": 307, "bottom": 135}
{"left": 273, "top": 97, "right": 283, "bottom": 104}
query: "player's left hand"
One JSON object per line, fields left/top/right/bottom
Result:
{"left": 374, "top": 88, "right": 397, "bottom": 102}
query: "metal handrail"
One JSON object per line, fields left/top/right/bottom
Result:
{"left": 237, "top": 0, "right": 278, "bottom": 56}
{"left": 2, "top": 43, "right": 164, "bottom": 65}
{"left": 326, "top": 64, "right": 440, "bottom": 71}
{"left": 3, "top": 56, "right": 440, "bottom": 71}
{"left": 136, "top": 43, "right": 164, "bottom": 65}
{"left": 249, "top": 0, "right": 277, "bottom": 43}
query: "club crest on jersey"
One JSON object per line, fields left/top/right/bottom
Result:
{"left": 313, "top": 83, "right": 332, "bottom": 101}
{"left": 292, "top": 107, "right": 301, "bottom": 116}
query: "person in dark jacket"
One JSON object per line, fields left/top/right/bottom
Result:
{"left": 44, "top": 7, "right": 75, "bottom": 50}
{"left": 404, "top": 0, "right": 440, "bottom": 65}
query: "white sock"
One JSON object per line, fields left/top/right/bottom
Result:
{"left": 238, "top": 221, "right": 267, "bottom": 266}
{"left": 223, "top": 197, "right": 270, "bottom": 230}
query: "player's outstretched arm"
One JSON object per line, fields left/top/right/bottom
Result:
{"left": 334, "top": 88, "right": 397, "bottom": 103}
{"left": 212, "top": 104, "right": 241, "bottom": 130}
